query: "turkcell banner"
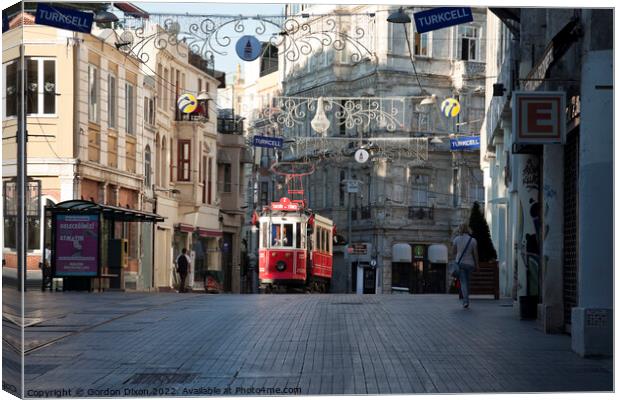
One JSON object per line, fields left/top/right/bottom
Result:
{"left": 35, "top": 3, "right": 94, "bottom": 34}
{"left": 252, "top": 135, "right": 283, "bottom": 149}
{"left": 450, "top": 136, "right": 480, "bottom": 151}
{"left": 414, "top": 7, "right": 474, "bottom": 34}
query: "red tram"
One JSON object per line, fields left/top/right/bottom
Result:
{"left": 258, "top": 197, "right": 334, "bottom": 293}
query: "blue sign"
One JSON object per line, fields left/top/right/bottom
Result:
{"left": 35, "top": 4, "right": 94, "bottom": 34}
{"left": 414, "top": 7, "right": 473, "bottom": 34}
{"left": 253, "top": 135, "right": 283, "bottom": 149}
{"left": 450, "top": 136, "right": 480, "bottom": 151}
{"left": 236, "top": 35, "right": 262, "bottom": 62}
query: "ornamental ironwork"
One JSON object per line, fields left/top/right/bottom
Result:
{"left": 285, "top": 137, "right": 428, "bottom": 165}
{"left": 115, "top": 12, "right": 376, "bottom": 66}
{"left": 264, "top": 96, "right": 405, "bottom": 132}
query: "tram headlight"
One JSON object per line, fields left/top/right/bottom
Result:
{"left": 276, "top": 261, "right": 287, "bottom": 272}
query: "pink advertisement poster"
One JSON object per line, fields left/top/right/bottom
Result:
{"left": 55, "top": 214, "right": 99, "bottom": 276}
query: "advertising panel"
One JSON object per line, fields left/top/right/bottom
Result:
{"left": 54, "top": 214, "right": 99, "bottom": 276}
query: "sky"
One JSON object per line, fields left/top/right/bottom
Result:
{"left": 138, "top": 2, "right": 286, "bottom": 79}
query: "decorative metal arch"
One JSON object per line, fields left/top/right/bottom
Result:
{"left": 115, "top": 12, "right": 376, "bottom": 66}
{"left": 263, "top": 96, "right": 406, "bottom": 133}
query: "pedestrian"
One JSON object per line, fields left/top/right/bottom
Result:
{"left": 175, "top": 248, "right": 191, "bottom": 293}
{"left": 452, "top": 223, "right": 479, "bottom": 308}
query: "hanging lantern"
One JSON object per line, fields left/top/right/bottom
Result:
{"left": 311, "top": 97, "right": 330, "bottom": 135}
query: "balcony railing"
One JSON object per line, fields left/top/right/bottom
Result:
{"left": 408, "top": 205, "right": 434, "bottom": 220}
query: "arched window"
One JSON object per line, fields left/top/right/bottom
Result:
{"left": 144, "top": 145, "right": 152, "bottom": 188}
{"left": 161, "top": 136, "right": 167, "bottom": 187}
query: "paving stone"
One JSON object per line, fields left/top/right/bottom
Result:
{"left": 12, "top": 291, "right": 613, "bottom": 396}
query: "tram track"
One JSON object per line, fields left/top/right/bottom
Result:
{"left": 22, "top": 294, "right": 201, "bottom": 356}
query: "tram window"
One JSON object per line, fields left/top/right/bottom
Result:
{"left": 261, "top": 223, "right": 268, "bottom": 248}
{"left": 283, "top": 224, "right": 293, "bottom": 247}
{"left": 272, "top": 224, "right": 281, "bottom": 246}
{"left": 296, "top": 223, "right": 301, "bottom": 248}
{"left": 328, "top": 231, "right": 332, "bottom": 253}
{"left": 323, "top": 229, "right": 328, "bottom": 253}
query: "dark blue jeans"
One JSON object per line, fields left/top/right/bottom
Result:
{"left": 458, "top": 264, "right": 475, "bottom": 305}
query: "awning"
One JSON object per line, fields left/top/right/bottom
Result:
{"left": 428, "top": 244, "right": 449, "bottom": 264}
{"left": 46, "top": 200, "right": 164, "bottom": 222}
{"left": 196, "top": 228, "right": 223, "bottom": 237}
{"left": 392, "top": 243, "right": 412, "bottom": 263}
{"left": 175, "top": 223, "right": 195, "bottom": 233}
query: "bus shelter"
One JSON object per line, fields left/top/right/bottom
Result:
{"left": 45, "top": 200, "right": 164, "bottom": 291}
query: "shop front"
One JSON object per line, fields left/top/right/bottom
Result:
{"left": 390, "top": 243, "right": 449, "bottom": 294}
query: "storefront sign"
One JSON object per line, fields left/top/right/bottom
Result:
{"left": 349, "top": 243, "right": 368, "bottom": 256}
{"left": 253, "top": 135, "right": 283, "bottom": 149}
{"left": 413, "top": 245, "right": 425, "bottom": 259}
{"left": 177, "top": 93, "right": 198, "bottom": 114}
{"left": 450, "top": 135, "right": 480, "bottom": 151}
{"left": 35, "top": 4, "right": 94, "bottom": 34}
{"left": 54, "top": 214, "right": 99, "bottom": 276}
{"left": 513, "top": 91, "right": 566, "bottom": 144}
{"left": 413, "top": 7, "right": 473, "bottom": 34}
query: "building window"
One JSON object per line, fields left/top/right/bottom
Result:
{"left": 163, "top": 68, "right": 169, "bottom": 110}
{"left": 413, "top": 31, "right": 430, "bottom": 56}
{"left": 223, "top": 163, "right": 232, "bottom": 193}
{"left": 144, "top": 96, "right": 155, "bottom": 125}
{"left": 108, "top": 134, "right": 118, "bottom": 167}
{"left": 388, "top": 16, "right": 406, "bottom": 55}
{"left": 3, "top": 61, "right": 17, "bottom": 118}
{"left": 125, "top": 83, "right": 135, "bottom": 134}
{"left": 459, "top": 26, "right": 480, "bottom": 61}
{"left": 126, "top": 138, "right": 136, "bottom": 173}
{"left": 108, "top": 74, "right": 117, "bottom": 128}
{"left": 208, "top": 157, "right": 213, "bottom": 203}
{"left": 23, "top": 58, "right": 56, "bottom": 116}
{"left": 144, "top": 145, "right": 152, "bottom": 188}
{"left": 88, "top": 64, "right": 98, "bottom": 122}
{"left": 201, "top": 155, "right": 208, "bottom": 203}
{"left": 410, "top": 173, "right": 429, "bottom": 206}
{"left": 177, "top": 140, "right": 191, "bottom": 181}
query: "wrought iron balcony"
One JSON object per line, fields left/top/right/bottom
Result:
{"left": 408, "top": 205, "right": 434, "bottom": 220}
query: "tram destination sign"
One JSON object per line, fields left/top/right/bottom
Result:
{"left": 413, "top": 7, "right": 473, "bottom": 34}
{"left": 252, "top": 135, "right": 283, "bottom": 149}
{"left": 35, "top": 3, "right": 94, "bottom": 33}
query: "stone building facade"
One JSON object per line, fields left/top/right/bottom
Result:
{"left": 279, "top": 5, "right": 486, "bottom": 293}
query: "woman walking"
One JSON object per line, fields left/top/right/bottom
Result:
{"left": 452, "top": 223, "right": 479, "bottom": 308}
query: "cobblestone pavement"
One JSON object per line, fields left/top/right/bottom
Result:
{"left": 7, "top": 290, "right": 614, "bottom": 396}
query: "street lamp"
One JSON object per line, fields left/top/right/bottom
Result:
{"left": 93, "top": 9, "right": 119, "bottom": 24}
{"left": 387, "top": 7, "right": 411, "bottom": 24}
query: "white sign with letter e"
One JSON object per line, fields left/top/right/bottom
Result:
{"left": 512, "top": 91, "right": 566, "bottom": 144}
